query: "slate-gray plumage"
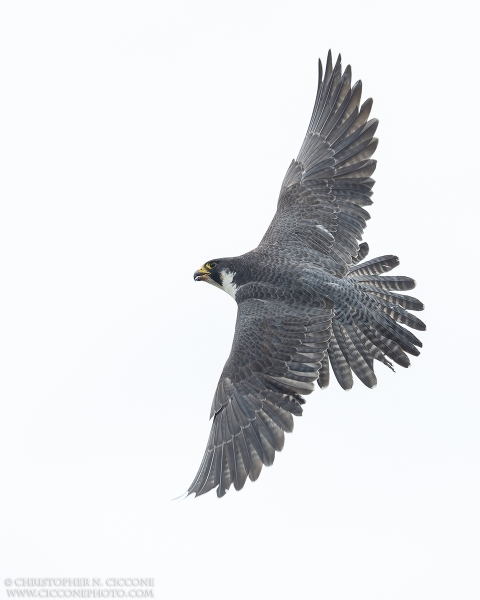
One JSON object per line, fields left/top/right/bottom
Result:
{"left": 188, "top": 51, "right": 425, "bottom": 498}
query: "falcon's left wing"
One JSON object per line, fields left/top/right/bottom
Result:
{"left": 187, "top": 286, "right": 333, "bottom": 497}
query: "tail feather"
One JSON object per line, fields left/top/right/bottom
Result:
{"left": 318, "top": 356, "right": 330, "bottom": 388}
{"left": 350, "top": 275, "right": 416, "bottom": 291}
{"left": 352, "top": 324, "right": 394, "bottom": 370}
{"left": 368, "top": 309, "right": 422, "bottom": 355}
{"left": 370, "top": 295, "right": 426, "bottom": 331}
{"left": 338, "top": 323, "right": 377, "bottom": 388}
{"left": 321, "top": 252, "right": 424, "bottom": 389}
{"left": 343, "top": 321, "right": 374, "bottom": 368}
{"left": 327, "top": 326, "right": 353, "bottom": 390}
{"left": 361, "top": 323, "right": 411, "bottom": 368}
{"left": 347, "top": 254, "right": 399, "bottom": 277}
{"left": 357, "top": 286, "right": 424, "bottom": 311}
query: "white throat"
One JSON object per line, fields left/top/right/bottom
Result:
{"left": 220, "top": 270, "right": 237, "bottom": 299}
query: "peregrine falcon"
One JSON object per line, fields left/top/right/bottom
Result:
{"left": 188, "top": 51, "right": 425, "bottom": 497}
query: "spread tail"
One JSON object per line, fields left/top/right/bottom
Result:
{"left": 320, "top": 243, "right": 426, "bottom": 390}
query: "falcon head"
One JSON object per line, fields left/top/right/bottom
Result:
{"left": 194, "top": 259, "right": 237, "bottom": 298}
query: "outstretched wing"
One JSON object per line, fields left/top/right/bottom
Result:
{"left": 187, "top": 288, "right": 333, "bottom": 497}
{"left": 260, "top": 51, "right": 378, "bottom": 274}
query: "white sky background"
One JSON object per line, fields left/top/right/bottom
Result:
{"left": 0, "top": 1, "right": 478, "bottom": 598}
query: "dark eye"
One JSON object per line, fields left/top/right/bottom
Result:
{"left": 207, "top": 261, "right": 217, "bottom": 269}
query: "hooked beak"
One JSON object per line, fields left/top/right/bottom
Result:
{"left": 194, "top": 266, "right": 210, "bottom": 282}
